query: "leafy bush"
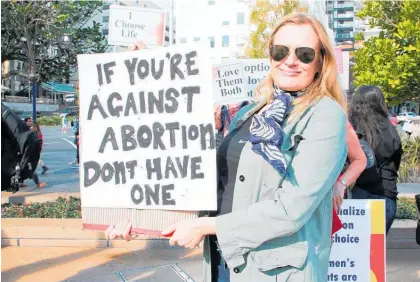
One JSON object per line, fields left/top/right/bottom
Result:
{"left": 396, "top": 196, "right": 419, "bottom": 220}
{"left": 1, "top": 196, "right": 418, "bottom": 220}
{"left": 1, "top": 197, "right": 81, "bottom": 218}
{"left": 37, "top": 115, "right": 61, "bottom": 126}
{"left": 398, "top": 136, "right": 420, "bottom": 183}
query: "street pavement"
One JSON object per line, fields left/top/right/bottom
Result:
{"left": 1, "top": 247, "right": 419, "bottom": 282}
{"left": 20, "top": 126, "right": 80, "bottom": 193}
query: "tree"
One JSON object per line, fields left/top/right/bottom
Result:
{"left": 1, "top": 0, "right": 108, "bottom": 84}
{"left": 353, "top": 1, "right": 420, "bottom": 105}
{"left": 246, "top": 0, "right": 307, "bottom": 58}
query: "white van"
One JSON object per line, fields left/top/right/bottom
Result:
{"left": 64, "top": 94, "right": 76, "bottom": 103}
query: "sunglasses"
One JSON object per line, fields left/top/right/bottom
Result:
{"left": 270, "top": 45, "right": 316, "bottom": 64}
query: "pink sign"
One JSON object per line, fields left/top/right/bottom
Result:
{"left": 334, "top": 48, "right": 343, "bottom": 74}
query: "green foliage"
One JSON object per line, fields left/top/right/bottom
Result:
{"left": 1, "top": 197, "right": 81, "bottom": 218}
{"left": 396, "top": 197, "right": 418, "bottom": 220}
{"left": 37, "top": 115, "right": 74, "bottom": 126}
{"left": 1, "top": 0, "right": 108, "bottom": 83}
{"left": 398, "top": 136, "right": 420, "bottom": 183}
{"left": 246, "top": 0, "right": 306, "bottom": 58}
{"left": 353, "top": 1, "right": 420, "bottom": 104}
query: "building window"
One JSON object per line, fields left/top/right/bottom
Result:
{"left": 208, "top": 0, "right": 215, "bottom": 5}
{"left": 193, "top": 37, "right": 201, "bottom": 42}
{"left": 103, "top": 4, "right": 110, "bottom": 10}
{"left": 222, "top": 20, "right": 229, "bottom": 26}
{"left": 180, "top": 37, "right": 187, "bottom": 43}
{"left": 103, "top": 16, "right": 109, "bottom": 23}
{"left": 222, "top": 35, "right": 229, "bottom": 47}
{"left": 208, "top": 36, "right": 215, "bottom": 48}
{"left": 237, "top": 12, "right": 245, "bottom": 24}
{"left": 17, "top": 62, "right": 22, "bottom": 71}
{"left": 102, "top": 29, "right": 109, "bottom": 36}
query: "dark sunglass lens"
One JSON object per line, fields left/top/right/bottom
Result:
{"left": 270, "top": 45, "right": 289, "bottom": 61}
{"left": 295, "top": 47, "right": 315, "bottom": 64}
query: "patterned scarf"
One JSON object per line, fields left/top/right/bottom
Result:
{"left": 249, "top": 85, "right": 304, "bottom": 177}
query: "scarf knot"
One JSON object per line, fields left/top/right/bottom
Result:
{"left": 249, "top": 85, "right": 304, "bottom": 176}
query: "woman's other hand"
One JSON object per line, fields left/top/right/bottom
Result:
{"left": 162, "top": 217, "right": 216, "bottom": 249}
{"left": 129, "top": 41, "right": 147, "bottom": 51}
{"left": 105, "top": 219, "right": 138, "bottom": 241}
{"left": 333, "top": 180, "right": 345, "bottom": 213}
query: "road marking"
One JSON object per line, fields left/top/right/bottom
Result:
{"left": 62, "top": 138, "right": 77, "bottom": 149}
{"left": 44, "top": 142, "right": 60, "bottom": 145}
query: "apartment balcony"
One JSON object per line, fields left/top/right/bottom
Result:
{"left": 335, "top": 16, "right": 354, "bottom": 21}
{"left": 334, "top": 5, "right": 354, "bottom": 12}
{"left": 334, "top": 25, "right": 354, "bottom": 32}
{"left": 336, "top": 36, "right": 354, "bottom": 43}
{"left": 335, "top": 33, "right": 354, "bottom": 43}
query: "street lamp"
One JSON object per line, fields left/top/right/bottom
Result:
{"left": 29, "top": 65, "right": 40, "bottom": 122}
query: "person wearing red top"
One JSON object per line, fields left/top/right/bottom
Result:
{"left": 331, "top": 121, "right": 367, "bottom": 235}
{"left": 390, "top": 114, "right": 398, "bottom": 126}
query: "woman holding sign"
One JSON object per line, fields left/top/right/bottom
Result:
{"left": 107, "top": 14, "right": 348, "bottom": 282}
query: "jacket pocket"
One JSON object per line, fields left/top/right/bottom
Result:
{"left": 251, "top": 241, "right": 308, "bottom": 271}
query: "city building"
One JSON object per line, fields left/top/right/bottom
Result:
{"left": 353, "top": 1, "right": 381, "bottom": 43}
{"left": 174, "top": 0, "right": 251, "bottom": 63}
{"left": 326, "top": 0, "right": 355, "bottom": 49}
{"left": 1, "top": 60, "right": 30, "bottom": 96}
{"left": 300, "top": 0, "right": 335, "bottom": 46}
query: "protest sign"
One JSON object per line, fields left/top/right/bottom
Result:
{"left": 329, "top": 200, "right": 386, "bottom": 282}
{"left": 212, "top": 59, "right": 270, "bottom": 104}
{"left": 108, "top": 5, "right": 165, "bottom": 47}
{"left": 212, "top": 62, "right": 247, "bottom": 104}
{"left": 239, "top": 59, "right": 270, "bottom": 98}
{"left": 77, "top": 44, "right": 217, "bottom": 212}
{"left": 333, "top": 48, "right": 350, "bottom": 90}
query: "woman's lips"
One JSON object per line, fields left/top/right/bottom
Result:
{"left": 279, "top": 69, "right": 301, "bottom": 76}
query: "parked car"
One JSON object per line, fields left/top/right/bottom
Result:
{"left": 56, "top": 106, "right": 79, "bottom": 117}
{"left": 397, "top": 112, "right": 417, "bottom": 123}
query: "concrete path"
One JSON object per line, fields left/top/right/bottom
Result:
{"left": 2, "top": 247, "right": 420, "bottom": 282}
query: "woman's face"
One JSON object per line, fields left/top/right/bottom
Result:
{"left": 270, "top": 24, "right": 321, "bottom": 92}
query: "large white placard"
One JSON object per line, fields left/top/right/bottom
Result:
{"left": 108, "top": 5, "right": 165, "bottom": 47}
{"left": 328, "top": 199, "right": 386, "bottom": 282}
{"left": 77, "top": 44, "right": 217, "bottom": 211}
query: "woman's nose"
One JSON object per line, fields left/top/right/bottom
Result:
{"left": 284, "top": 50, "right": 299, "bottom": 66}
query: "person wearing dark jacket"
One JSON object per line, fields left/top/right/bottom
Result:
{"left": 349, "top": 85, "right": 403, "bottom": 234}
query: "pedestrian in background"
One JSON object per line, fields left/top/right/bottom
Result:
{"left": 31, "top": 122, "right": 49, "bottom": 174}
{"left": 390, "top": 114, "right": 398, "bottom": 126}
{"left": 62, "top": 114, "right": 68, "bottom": 133}
{"left": 30, "top": 122, "right": 47, "bottom": 188}
{"left": 349, "top": 85, "right": 403, "bottom": 234}
{"left": 71, "top": 116, "right": 80, "bottom": 166}
{"left": 24, "top": 117, "right": 33, "bottom": 128}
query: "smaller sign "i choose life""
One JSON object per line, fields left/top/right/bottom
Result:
{"left": 108, "top": 5, "right": 166, "bottom": 48}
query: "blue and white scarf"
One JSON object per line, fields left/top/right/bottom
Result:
{"left": 249, "top": 85, "right": 304, "bottom": 177}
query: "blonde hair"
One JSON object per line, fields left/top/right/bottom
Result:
{"left": 254, "top": 13, "right": 346, "bottom": 122}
